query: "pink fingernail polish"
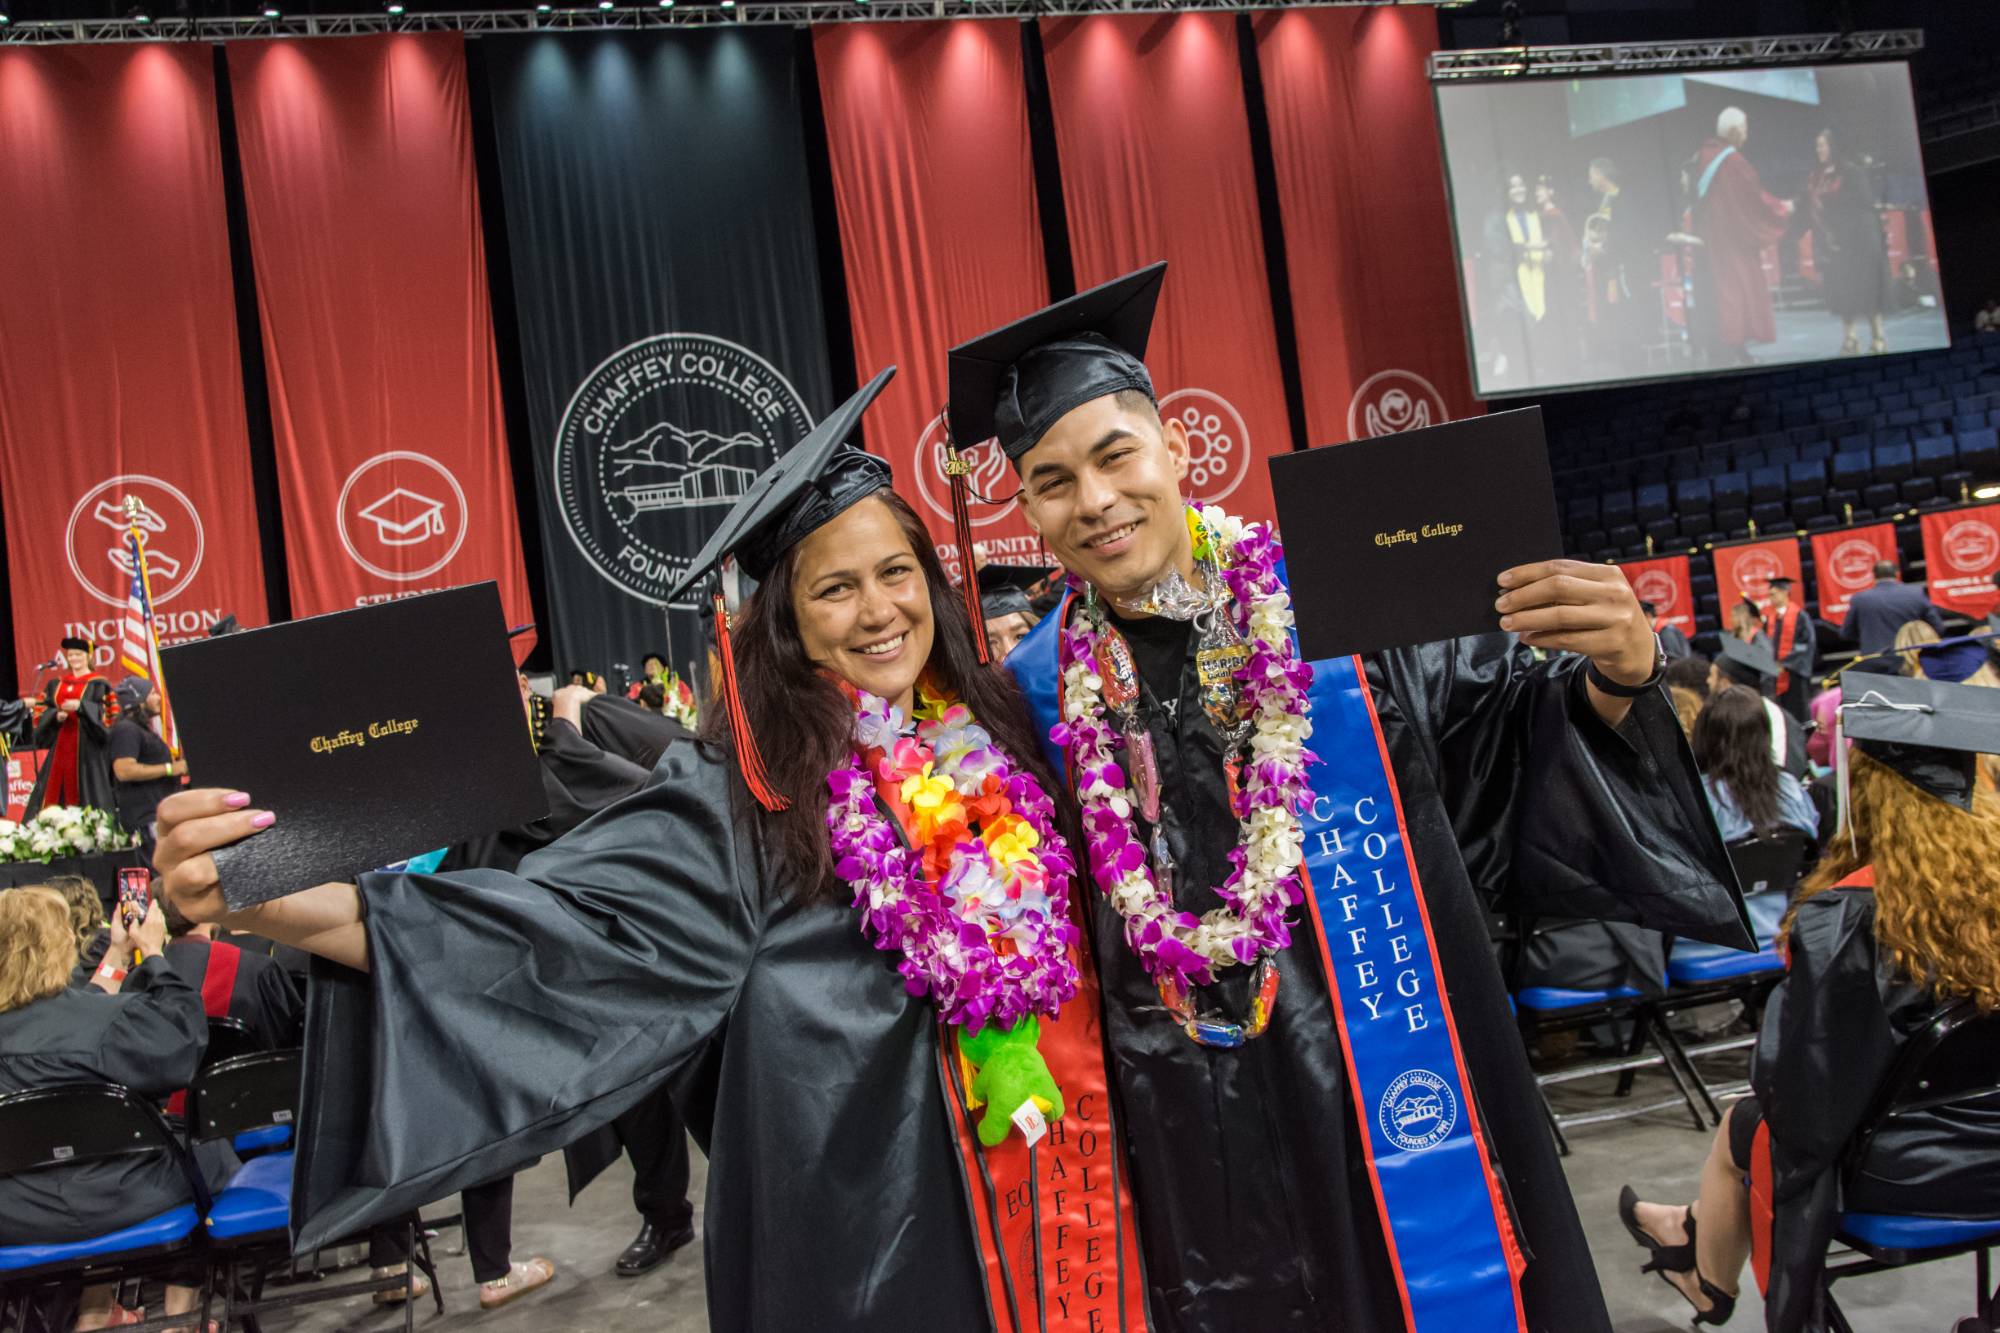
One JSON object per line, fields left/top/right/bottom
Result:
{"left": 250, "top": 811, "right": 276, "bottom": 829}
{"left": 224, "top": 792, "right": 252, "bottom": 809}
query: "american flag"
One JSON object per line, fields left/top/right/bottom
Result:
{"left": 119, "top": 526, "right": 179, "bottom": 754}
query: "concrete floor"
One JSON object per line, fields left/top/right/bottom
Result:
{"left": 269, "top": 1051, "right": 1983, "bottom": 1333}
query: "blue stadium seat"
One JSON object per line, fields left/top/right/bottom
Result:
{"left": 1921, "top": 400, "right": 1954, "bottom": 423}
{"left": 1750, "top": 501, "right": 1788, "bottom": 530}
{"left": 1836, "top": 431, "right": 1872, "bottom": 454}
{"left": 1567, "top": 496, "right": 1601, "bottom": 528}
{"left": 1885, "top": 407, "right": 1921, "bottom": 428}
{"left": 1515, "top": 985, "right": 1644, "bottom": 1012}
{"left": 1915, "top": 436, "right": 1958, "bottom": 477}
{"left": 1876, "top": 425, "right": 1912, "bottom": 447}
{"left": 1674, "top": 478, "right": 1713, "bottom": 512}
{"left": 1668, "top": 941, "right": 1783, "bottom": 986}
{"left": 1764, "top": 442, "right": 1799, "bottom": 467}
{"left": 1960, "top": 428, "right": 2000, "bottom": 476}
{"left": 1712, "top": 471, "right": 1749, "bottom": 509}
{"left": 1749, "top": 466, "right": 1786, "bottom": 503}
{"left": 1832, "top": 451, "right": 1873, "bottom": 490}
{"left": 1792, "top": 495, "right": 1827, "bottom": 523}
{"left": 1913, "top": 385, "right": 1945, "bottom": 405}
{"left": 1635, "top": 483, "right": 1670, "bottom": 524}
{"left": 1862, "top": 482, "right": 1900, "bottom": 513}
{"left": 1901, "top": 476, "right": 1939, "bottom": 506}
{"left": 1736, "top": 448, "right": 1768, "bottom": 472}
{"left": 1801, "top": 439, "right": 1834, "bottom": 463}
{"left": 0, "top": 1205, "right": 199, "bottom": 1273}
{"left": 1600, "top": 488, "right": 1635, "bottom": 525}
{"left": 1837, "top": 1213, "right": 2000, "bottom": 1253}
{"left": 1873, "top": 442, "right": 1915, "bottom": 483}
{"left": 1786, "top": 459, "right": 1826, "bottom": 497}
{"left": 1713, "top": 508, "right": 1749, "bottom": 535}
{"left": 1880, "top": 392, "right": 1912, "bottom": 411}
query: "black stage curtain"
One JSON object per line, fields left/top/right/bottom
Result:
{"left": 481, "top": 30, "right": 836, "bottom": 685}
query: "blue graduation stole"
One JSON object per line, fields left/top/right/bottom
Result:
{"left": 1010, "top": 594, "right": 1528, "bottom": 1331}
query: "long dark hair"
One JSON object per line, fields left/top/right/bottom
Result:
{"left": 700, "top": 489, "right": 1076, "bottom": 903}
{"left": 1692, "top": 686, "right": 1783, "bottom": 837}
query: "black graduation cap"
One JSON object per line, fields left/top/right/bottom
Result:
{"left": 666, "top": 367, "right": 896, "bottom": 604}
{"left": 1840, "top": 673, "right": 2000, "bottom": 810}
{"left": 946, "top": 262, "right": 1166, "bottom": 463}
{"left": 1716, "top": 634, "right": 1780, "bottom": 688}
{"left": 1766, "top": 576, "right": 1795, "bottom": 591}
{"left": 59, "top": 635, "right": 91, "bottom": 653}
{"left": 662, "top": 367, "right": 896, "bottom": 813}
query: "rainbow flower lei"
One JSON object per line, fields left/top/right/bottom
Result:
{"left": 827, "top": 686, "right": 1081, "bottom": 1030}
{"left": 1052, "top": 506, "right": 1316, "bottom": 990}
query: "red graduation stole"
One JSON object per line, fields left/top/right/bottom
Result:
{"left": 1763, "top": 603, "right": 1800, "bottom": 696}
{"left": 166, "top": 940, "right": 242, "bottom": 1117}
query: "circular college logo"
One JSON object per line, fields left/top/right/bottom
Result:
{"left": 1347, "top": 369, "right": 1449, "bottom": 441}
{"left": 1828, "top": 538, "right": 1883, "bottom": 587}
{"left": 336, "top": 451, "right": 468, "bottom": 582}
{"left": 910, "top": 413, "right": 1016, "bottom": 529}
{"left": 1159, "top": 388, "right": 1251, "bottom": 504}
{"left": 1942, "top": 519, "right": 2000, "bottom": 573}
{"left": 1631, "top": 569, "right": 1678, "bottom": 612}
{"left": 1732, "top": 548, "right": 1785, "bottom": 598}
{"left": 555, "top": 334, "right": 813, "bottom": 607}
{"left": 64, "top": 474, "right": 205, "bottom": 609}
{"left": 1378, "top": 1069, "right": 1458, "bottom": 1154}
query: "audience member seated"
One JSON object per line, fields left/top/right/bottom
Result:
{"left": 1711, "top": 638, "right": 1808, "bottom": 778}
{"left": 1843, "top": 562, "right": 1944, "bottom": 675}
{"left": 163, "top": 908, "right": 304, "bottom": 1052}
{"left": 1665, "top": 654, "right": 1713, "bottom": 739}
{"left": 1618, "top": 679, "right": 2000, "bottom": 1329}
{"left": 1644, "top": 600, "right": 1692, "bottom": 660}
{"left": 1692, "top": 688, "right": 1820, "bottom": 843}
{"left": 43, "top": 872, "right": 112, "bottom": 985}
{"left": 0, "top": 888, "right": 233, "bottom": 1331}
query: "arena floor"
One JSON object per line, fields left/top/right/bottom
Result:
{"left": 272, "top": 1053, "right": 1980, "bottom": 1332}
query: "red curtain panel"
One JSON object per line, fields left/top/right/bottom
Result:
{"left": 227, "top": 33, "right": 535, "bottom": 650}
{"left": 1040, "top": 12, "right": 1289, "bottom": 527}
{"left": 1255, "top": 7, "right": 1482, "bottom": 447}
{"left": 0, "top": 45, "right": 269, "bottom": 688}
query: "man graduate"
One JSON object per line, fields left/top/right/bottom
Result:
{"left": 1760, "top": 576, "right": 1816, "bottom": 724}
{"left": 951, "top": 263, "right": 1747, "bottom": 1333}
{"left": 25, "top": 636, "right": 117, "bottom": 819}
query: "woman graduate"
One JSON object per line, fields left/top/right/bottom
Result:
{"left": 1621, "top": 673, "right": 2000, "bottom": 1329}
{"left": 154, "top": 369, "right": 1153, "bottom": 1332}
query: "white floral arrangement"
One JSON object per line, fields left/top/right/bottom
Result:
{"left": 0, "top": 805, "right": 139, "bottom": 864}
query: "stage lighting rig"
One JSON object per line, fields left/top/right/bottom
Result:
{"left": 386, "top": 0, "right": 405, "bottom": 12}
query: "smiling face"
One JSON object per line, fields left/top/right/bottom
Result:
{"left": 1016, "top": 392, "right": 1193, "bottom": 608}
{"left": 62, "top": 648, "right": 90, "bottom": 674}
{"left": 789, "top": 495, "right": 935, "bottom": 715}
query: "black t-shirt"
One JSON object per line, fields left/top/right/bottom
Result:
{"left": 1104, "top": 608, "right": 1192, "bottom": 706}
{"left": 108, "top": 717, "right": 176, "bottom": 832}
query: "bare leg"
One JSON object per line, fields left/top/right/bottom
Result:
{"left": 71, "top": 1283, "right": 119, "bottom": 1331}
{"left": 1841, "top": 319, "right": 1860, "bottom": 353}
{"left": 1871, "top": 312, "right": 1888, "bottom": 353}
{"left": 160, "top": 1284, "right": 201, "bottom": 1332}
{"left": 1631, "top": 1115, "right": 1752, "bottom": 1312}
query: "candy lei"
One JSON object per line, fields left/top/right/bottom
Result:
{"left": 1054, "top": 507, "right": 1316, "bottom": 990}
{"left": 827, "top": 687, "right": 1081, "bottom": 1031}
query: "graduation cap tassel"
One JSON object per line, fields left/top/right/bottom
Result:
{"left": 713, "top": 592, "right": 789, "bottom": 813}
{"left": 943, "top": 421, "right": 992, "bottom": 665}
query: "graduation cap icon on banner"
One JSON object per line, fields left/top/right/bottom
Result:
{"left": 358, "top": 488, "right": 447, "bottom": 546}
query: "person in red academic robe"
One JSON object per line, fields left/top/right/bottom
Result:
{"left": 25, "top": 636, "right": 117, "bottom": 819}
{"left": 1691, "top": 107, "right": 1794, "bottom": 365}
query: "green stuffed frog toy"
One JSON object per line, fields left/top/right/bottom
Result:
{"left": 959, "top": 1017, "right": 1064, "bottom": 1148}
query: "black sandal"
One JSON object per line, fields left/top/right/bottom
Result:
{"left": 1617, "top": 1185, "right": 1737, "bottom": 1326}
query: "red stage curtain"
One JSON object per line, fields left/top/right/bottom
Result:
{"left": 0, "top": 46, "right": 269, "bottom": 689}
{"left": 227, "top": 34, "right": 534, "bottom": 648}
{"left": 1254, "top": 8, "right": 1481, "bottom": 446}
{"left": 814, "top": 21, "right": 1049, "bottom": 579}
{"left": 1040, "top": 13, "right": 1288, "bottom": 527}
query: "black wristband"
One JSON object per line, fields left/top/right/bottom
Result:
{"left": 1586, "top": 635, "right": 1666, "bottom": 698}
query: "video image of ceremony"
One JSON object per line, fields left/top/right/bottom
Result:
{"left": 1437, "top": 62, "right": 1951, "bottom": 397}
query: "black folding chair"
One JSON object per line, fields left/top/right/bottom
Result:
{"left": 0, "top": 1084, "right": 213, "bottom": 1333}
{"left": 1653, "top": 830, "right": 1811, "bottom": 1117}
{"left": 187, "top": 1049, "right": 439, "bottom": 1333}
{"left": 1821, "top": 1001, "right": 2000, "bottom": 1333}
{"left": 202, "top": 1014, "right": 260, "bottom": 1070}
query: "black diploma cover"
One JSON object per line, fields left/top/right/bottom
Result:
{"left": 1270, "top": 407, "right": 1563, "bottom": 660}
{"left": 161, "top": 582, "right": 549, "bottom": 911}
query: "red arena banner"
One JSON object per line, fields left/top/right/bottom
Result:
{"left": 0, "top": 45, "right": 269, "bottom": 690}
{"left": 227, "top": 34, "right": 534, "bottom": 642}
{"left": 1808, "top": 522, "right": 1899, "bottom": 629}
{"left": 1920, "top": 504, "right": 2000, "bottom": 620}
{"left": 1711, "top": 537, "right": 1803, "bottom": 619}
{"left": 1040, "top": 13, "right": 1290, "bottom": 528}
{"left": 1616, "top": 555, "right": 1694, "bottom": 636}
{"left": 814, "top": 21, "right": 1049, "bottom": 580}
{"left": 1253, "top": 7, "right": 1481, "bottom": 446}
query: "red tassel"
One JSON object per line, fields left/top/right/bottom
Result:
{"left": 945, "top": 429, "right": 991, "bottom": 665}
{"left": 713, "top": 592, "right": 788, "bottom": 812}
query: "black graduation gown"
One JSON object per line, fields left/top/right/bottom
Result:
{"left": 1752, "top": 883, "right": 2000, "bottom": 1332}
{"left": 1011, "top": 609, "right": 1745, "bottom": 1333}
{"left": 291, "top": 742, "right": 1001, "bottom": 1330}
{"left": 25, "top": 675, "right": 116, "bottom": 818}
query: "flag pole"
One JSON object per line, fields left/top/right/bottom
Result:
{"left": 122, "top": 496, "right": 181, "bottom": 760}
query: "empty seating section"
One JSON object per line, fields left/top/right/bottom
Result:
{"left": 1546, "top": 339, "right": 2000, "bottom": 635}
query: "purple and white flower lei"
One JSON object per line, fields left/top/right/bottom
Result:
{"left": 827, "top": 691, "right": 1081, "bottom": 1030}
{"left": 1052, "top": 506, "right": 1317, "bottom": 991}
